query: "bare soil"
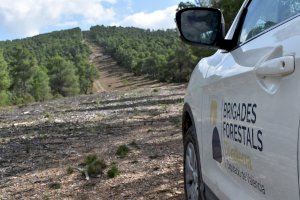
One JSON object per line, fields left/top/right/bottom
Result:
{"left": 89, "top": 43, "right": 165, "bottom": 93}
{"left": 0, "top": 43, "right": 186, "bottom": 200}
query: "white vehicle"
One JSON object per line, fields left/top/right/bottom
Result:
{"left": 176, "top": 0, "right": 300, "bottom": 199}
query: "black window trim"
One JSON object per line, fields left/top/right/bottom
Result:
{"left": 228, "top": 0, "right": 300, "bottom": 52}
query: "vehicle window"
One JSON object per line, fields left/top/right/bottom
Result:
{"left": 239, "top": 0, "right": 300, "bottom": 43}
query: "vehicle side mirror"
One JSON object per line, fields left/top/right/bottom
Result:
{"left": 176, "top": 7, "right": 226, "bottom": 49}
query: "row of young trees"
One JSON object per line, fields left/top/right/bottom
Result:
{"left": 87, "top": 0, "right": 219, "bottom": 82}
{"left": 88, "top": 1, "right": 243, "bottom": 83}
{"left": 0, "top": 28, "right": 98, "bottom": 106}
{"left": 88, "top": 26, "right": 212, "bottom": 83}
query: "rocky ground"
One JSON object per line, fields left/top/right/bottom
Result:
{"left": 0, "top": 43, "right": 187, "bottom": 199}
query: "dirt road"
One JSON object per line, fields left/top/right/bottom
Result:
{"left": 89, "top": 43, "right": 164, "bottom": 93}
{"left": 0, "top": 43, "right": 186, "bottom": 199}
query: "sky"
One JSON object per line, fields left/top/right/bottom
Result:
{"left": 0, "top": 0, "right": 187, "bottom": 41}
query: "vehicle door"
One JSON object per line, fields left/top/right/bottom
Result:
{"left": 201, "top": 0, "right": 300, "bottom": 199}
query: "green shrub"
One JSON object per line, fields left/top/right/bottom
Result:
{"left": 152, "top": 88, "right": 159, "bottom": 93}
{"left": 116, "top": 145, "right": 130, "bottom": 158}
{"left": 107, "top": 163, "right": 120, "bottom": 178}
{"left": 48, "top": 182, "right": 61, "bottom": 190}
{"left": 84, "top": 154, "right": 98, "bottom": 165}
{"left": 0, "top": 91, "right": 10, "bottom": 106}
{"left": 84, "top": 154, "right": 107, "bottom": 177}
{"left": 43, "top": 112, "right": 52, "bottom": 119}
{"left": 87, "top": 160, "right": 106, "bottom": 177}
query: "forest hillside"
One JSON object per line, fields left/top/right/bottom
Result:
{"left": 0, "top": 0, "right": 243, "bottom": 107}
{"left": 0, "top": 28, "right": 98, "bottom": 106}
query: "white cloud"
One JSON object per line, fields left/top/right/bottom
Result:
{"left": 0, "top": 1, "right": 179, "bottom": 40}
{"left": 0, "top": 0, "right": 116, "bottom": 38}
{"left": 55, "top": 21, "right": 79, "bottom": 28}
{"left": 114, "top": 5, "right": 177, "bottom": 30}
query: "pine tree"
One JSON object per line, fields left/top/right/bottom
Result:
{"left": 47, "top": 56, "right": 80, "bottom": 97}
{"left": 9, "top": 46, "right": 36, "bottom": 99}
{"left": 0, "top": 28, "right": 97, "bottom": 105}
{"left": 74, "top": 56, "right": 99, "bottom": 94}
{"left": 0, "top": 50, "right": 11, "bottom": 106}
{"left": 30, "top": 66, "right": 52, "bottom": 102}
{"left": 177, "top": 2, "right": 196, "bottom": 11}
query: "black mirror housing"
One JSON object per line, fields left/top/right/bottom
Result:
{"left": 176, "top": 7, "right": 229, "bottom": 50}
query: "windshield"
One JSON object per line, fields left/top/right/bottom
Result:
{"left": 239, "top": 0, "right": 300, "bottom": 43}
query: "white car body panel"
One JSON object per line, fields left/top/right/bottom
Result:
{"left": 185, "top": 11, "right": 300, "bottom": 200}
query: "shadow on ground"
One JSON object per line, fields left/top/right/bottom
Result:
{"left": 0, "top": 87, "right": 185, "bottom": 199}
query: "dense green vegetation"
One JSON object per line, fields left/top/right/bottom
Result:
{"left": 0, "top": 1, "right": 243, "bottom": 106}
{"left": 0, "top": 28, "right": 98, "bottom": 105}
{"left": 0, "top": 50, "right": 11, "bottom": 106}
{"left": 88, "top": 26, "right": 210, "bottom": 83}
{"left": 87, "top": 1, "right": 243, "bottom": 83}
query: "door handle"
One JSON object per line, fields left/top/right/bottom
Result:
{"left": 255, "top": 56, "right": 295, "bottom": 77}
